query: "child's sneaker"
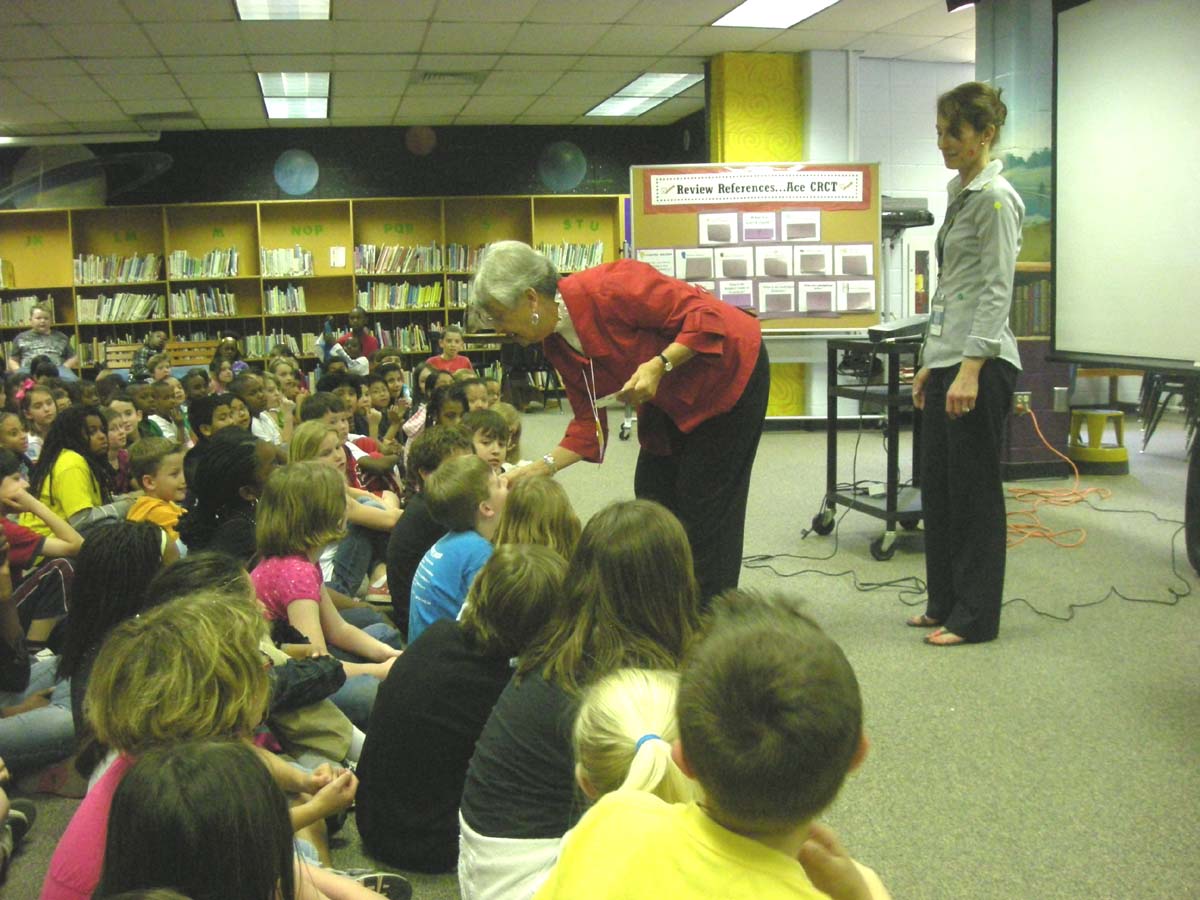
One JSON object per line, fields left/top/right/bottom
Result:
{"left": 6, "top": 798, "right": 35, "bottom": 846}
{"left": 353, "top": 871, "right": 412, "bottom": 899}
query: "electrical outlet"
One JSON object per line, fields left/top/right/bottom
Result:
{"left": 1012, "top": 391, "right": 1031, "bottom": 415}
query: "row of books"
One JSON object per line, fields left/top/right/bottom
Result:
{"left": 1010, "top": 278, "right": 1052, "bottom": 337}
{"left": 447, "top": 279, "right": 472, "bottom": 307}
{"left": 260, "top": 246, "right": 314, "bottom": 277}
{"left": 356, "top": 280, "right": 444, "bottom": 311}
{"left": 378, "top": 324, "right": 433, "bottom": 354}
{"left": 354, "top": 243, "right": 443, "bottom": 275}
{"left": 0, "top": 260, "right": 13, "bottom": 289}
{"left": 536, "top": 241, "right": 605, "bottom": 272}
{"left": 264, "top": 284, "right": 306, "bottom": 314}
{"left": 170, "top": 287, "right": 239, "bottom": 318}
{"left": 167, "top": 248, "right": 240, "bottom": 279}
{"left": 77, "top": 293, "right": 166, "bottom": 324}
{"left": 74, "top": 253, "right": 162, "bottom": 285}
{"left": 173, "top": 331, "right": 320, "bottom": 358}
{"left": 0, "top": 294, "right": 54, "bottom": 327}
{"left": 444, "top": 243, "right": 486, "bottom": 272}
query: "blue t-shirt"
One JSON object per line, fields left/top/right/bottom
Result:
{"left": 408, "top": 530, "right": 492, "bottom": 643}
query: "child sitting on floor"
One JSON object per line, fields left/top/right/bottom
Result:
{"left": 126, "top": 438, "right": 188, "bottom": 543}
{"left": 535, "top": 590, "right": 890, "bottom": 900}
{"left": 461, "top": 408, "right": 509, "bottom": 473}
{"left": 408, "top": 455, "right": 506, "bottom": 643}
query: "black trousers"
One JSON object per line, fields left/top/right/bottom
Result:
{"left": 634, "top": 343, "right": 770, "bottom": 605}
{"left": 919, "top": 359, "right": 1018, "bottom": 642}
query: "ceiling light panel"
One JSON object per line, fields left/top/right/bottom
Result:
{"left": 264, "top": 97, "right": 328, "bottom": 118}
{"left": 236, "top": 0, "right": 330, "bottom": 20}
{"left": 614, "top": 73, "right": 703, "bottom": 99}
{"left": 713, "top": 0, "right": 840, "bottom": 29}
{"left": 257, "top": 72, "right": 329, "bottom": 98}
{"left": 586, "top": 96, "right": 667, "bottom": 117}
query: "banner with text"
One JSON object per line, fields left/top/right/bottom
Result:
{"left": 642, "top": 165, "right": 871, "bottom": 215}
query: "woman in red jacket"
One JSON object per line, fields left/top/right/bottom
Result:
{"left": 470, "top": 240, "right": 769, "bottom": 602}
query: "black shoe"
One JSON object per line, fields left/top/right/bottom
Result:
{"left": 6, "top": 799, "right": 36, "bottom": 847}
{"left": 354, "top": 872, "right": 413, "bottom": 900}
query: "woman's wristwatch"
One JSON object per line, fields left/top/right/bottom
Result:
{"left": 542, "top": 453, "right": 557, "bottom": 474}
{"left": 656, "top": 352, "right": 673, "bottom": 372}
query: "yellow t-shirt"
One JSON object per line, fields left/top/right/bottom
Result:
{"left": 534, "top": 792, "right": 830, "bottom": 900}
{"left": 127, "top": 496, "right": 185, "bottom": 540}
{"left": 19, "top": 450, "right": 101, "bottom": 538}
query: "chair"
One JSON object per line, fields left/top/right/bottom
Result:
{"left": 1067, "top": 408, "right": 1129, "bottom": 474}
{"left": 99, "top": 343, "right": 140, "bottom": 371}
{"left": 167, "top": 340, "right": 220, "bottom": 369}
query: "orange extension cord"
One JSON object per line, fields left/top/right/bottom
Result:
{"left": 1005, "top": 408, "right": 1112, "bottom": 548}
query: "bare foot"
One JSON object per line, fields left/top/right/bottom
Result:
{"left": 905, "top": 614, "right": 942, "bottom": 627}
{"left": 924, "top": 628, "right": 967, "bottom": 646}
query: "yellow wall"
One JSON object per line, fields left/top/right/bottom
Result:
{"left": 709, "top": 53, "right": 806, "bottom": 163}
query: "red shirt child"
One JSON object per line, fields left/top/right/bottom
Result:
{"left": 425, "top": 326, "right": 473, "bottom": 374}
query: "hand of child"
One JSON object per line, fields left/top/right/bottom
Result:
{"left": 797, "top": 823, "right": 874, "bottom": 900}
{"left": 6, "top": 688, "right": 54, "bottom": 717}
{"left": 0, "top": 481, "right": 32, "bottom": 513}
{"left": 312, "top": 768, "right": 358, "bottom": 817}
{"left": 372, "top": 656, "right": 397, "bottom": 679}
{"left": 0, "top": 754, "right": 10, "bottom": 784}
{"left": 367, "top": 407, "right": 382, "bottom": 431}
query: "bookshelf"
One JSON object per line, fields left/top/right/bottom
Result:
{"left": 1011, "top": 261, "right": 1051, "bottom": 338}
{"left": 0, "top": 194, "right": 626, "bottom": 371}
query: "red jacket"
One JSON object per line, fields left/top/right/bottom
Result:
{"left": 545, "top": 260, "right": 762, "bottom": 460}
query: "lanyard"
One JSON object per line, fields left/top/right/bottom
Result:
{"left": 580, "top": 358, "right": 607, "bottom": 463}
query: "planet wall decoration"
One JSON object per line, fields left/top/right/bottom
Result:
{"left": 537, "top": 141, "right": 587, "bottom": 192}
{"left": 0, "top": 144, "right": 172, "bottom": 209}
{"left": 274, "top": 149, "right": 320, "bottom": 196}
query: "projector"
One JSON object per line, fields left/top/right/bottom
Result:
{"left": 867, "top": 314, "right": 929, "bottom": 343}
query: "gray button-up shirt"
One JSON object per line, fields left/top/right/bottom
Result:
{"left": 921, "top": 159, "right": 1024, "bottom": 371}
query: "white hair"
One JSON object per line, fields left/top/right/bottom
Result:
{"left": 469, "top": 240, "right": 560, "bottom": 320}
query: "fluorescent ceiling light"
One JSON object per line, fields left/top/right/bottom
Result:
{"left": 713, "top": 0, "right": 840, "bottom": 29}
{"left": 265, "top": 97, "right": 328, "bottom": 119}
{"left": 236, "top": 0, "right": 330, "bottom": 20}
{"left": 257, "top": 72, "right": 330, "bottom": 98}
{"left": 615, "top": 73, "right": 703, "bottom": 99}
{"left": 586, "top": 96, "right": 667, "bottom": 117}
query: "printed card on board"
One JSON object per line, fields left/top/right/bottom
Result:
{"left": 837, "top": 280, "right": 876, "bottom": 312}
{"left": 714, "top": 246, "right": 753, "bottom": 279}
{"left": 698, "top": 212, "right": 739, "bottom": 245}
{"left": 718, "top": 279, "right": 754, "bottom": 309}
{"left": 834, "top": 244, "right": 874, "bottom": 277}
{"left": 754, "top": 245, "right": 793, "bottom": 278}
{"left": 800, "top": 282, "right": 837, "bottom": 314}
{"left": 636, "top": 248, "right": 676, "bottom": 278}
{"left": 795, "top": 245, "right": 832, "bottom": 276}
{"left": 675, "top": 248, "right": 714, "bottom": 281}
{"left": 757, "top": 281, "right": 796, "bottom": 315}
{"left": 741, "top": 212, "right": 777, "bottom": 242}
{"left": 780, "top": 210, "right": 822, "bottom": 242}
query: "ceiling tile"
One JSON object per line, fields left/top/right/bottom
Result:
{"left": 454, "top": 114, "right": 517, "bottom": 125}
{"left": 523, "top": 95, "right": 606, "bottom": 116}
{"left": 527, "top": 0, "right": 641, "bottom": 24}
{"left": 249, "top": 54, "right": 335, "bottom": 71}
{"left": 623, "top": 0, "right": 740, "bottom": 26}
{"left": 191, "top": 96, "right": 267, "bottom": 119}
{"left": 435, "top": 0, "right": 539, "bottom": 22}
{"left": 0, "top": 26, "right": 66, "bottom": 59}
{"left": 20, "top": 76, "right": 110, "bottom": 103}
{"left": 173, "top": 72, "right": 262, "bottom": 98}
{"left": 551, "top": 71, "right": 639, "bottom": 97}
{"left": 901, "top": 36, "right": 974, "bottom": 63}
{"left": 494, "top": 55, "right": 577, "bottom": 72}
{"left": 506, "top": 23, "right": 609, "bottom": 55}
{"left": 423, "top": 23, "right": 520, "bottom": 54}
{"left": 122, "top": 0, "right": 234, "bottom": 21}
{"left": 670, "top": 26, "right": 778, "bottom": 56}
{"left": 93, "top": 74, "right": 186, "bottom": 101}
{"left": 240, "top": 21, "right": 337, "bottom": 54}
{"left": 333, "top": 21, "right": 426, "bottom": 54}
{"left": 330, "top": 97, "right": 400, "bottom": 118}
{"left": 885, "top": 4, "right": 975, "bottom": 37}
{"left": 0, "top": 78, "right": 31, "bottom": 104}
{"left": 337, "top": 0, "right": 436, "bottom": 18}
{"left": 5, "top": 3, "right": 33, "bottom": 24}
{"left": 797, "top": 0, "right": 933, "bottom": 31}
{"left": 48, "top": 24, "right": 157, "bottom": 57}
{"left": 49, "top": 99, "right": 127, "bottom": 122}
{"left": 1, "top": 123, "right": 75, "bottom": 135}
{"left": 144, "top": 22, "right": 245, "bottom": 56}
{"left": 757, "top": 30, "right": 866, "bottom": 52}
{"left": 633, "top": 95, "right": 704, "bottom": 120}
{"left": 0, "top": 103, "right": 63, "bottom": 125}
{"left": 165, "top": 56, "right": 253, "bottom": 74}
{"left": 79, "top": 57, "right": 168, "bottom": 75}
{"left": 844, "top": 33, "right": 941, "bottom": 57}
{"left": 403, "top": 81, "right": 479, "bottom": 96}
{"left": 477, "top": 71, "right": 559, "bottom": 95}
{"left": 574, "top": 55, "right": 657, "bottom": 72}
{"left": 396, "top": 96, "right": 468, "bottom": 117}
{"left": 66, "top": 120, "right": 144, "bottom": 132}
{"left": 417, "top": 55, "right": 499, "bottom": 71}
{"left": 646, "top": 56, "right": 707, "bottom": 73}
{"left": 586, "top": 25, "right": 696, "bottom": 56}
{"left": 19, "top": 0, "right": 130, "bottom": 24}
{"left": 327, "top": 117, "right": 394, "bottom": 127}
{"left": 459, "top": 94, "right": 535, "bottom": 116}
{"left": 202, "top": 117, "right": 270, "bottom": 129}
{"left": 330, "top": 71, "right": 412, "bottom": 96}
{"left": 571, "top": 114, "right": 640, "bottom": 125}
{"left": 0, "top": 59, "right": 85, "bottom": 79}
{"left": 513, "top": 114, "right": 573, "bottom": 125}
{"left": 332, "top": 54, "right": 418, "bottom": 71}
{"left": 393, "top": 114, "right": 458, "bottom": 126}
{"left": 118, "top": 98, "right": 197, "bottom": 115}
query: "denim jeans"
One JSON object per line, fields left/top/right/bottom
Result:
{"left": 329, "top": 498, "right": 391, "bottom": 597}
{"left": 326, "top": 622, "right": 403, "bottom": 730}
{"left": 0, "top": 656, "right": 75, "bottom": 776}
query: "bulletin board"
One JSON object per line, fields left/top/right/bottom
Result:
{"left": 630, "top": 162, "right": 881, "bottom": 331}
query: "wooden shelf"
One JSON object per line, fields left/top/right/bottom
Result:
{"left": 1015, "top": 261, "right": 1051, "bottom": 274}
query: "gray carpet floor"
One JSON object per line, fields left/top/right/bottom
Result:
{"left": 6, "top": 405, "right": 1198, "bottom": 899}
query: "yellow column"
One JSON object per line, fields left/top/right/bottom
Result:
{"left": 709, "top": 53, "right": 806, "bottom": 163}
{"left": 709, "top": 52, "right": 808, "bottom": 414}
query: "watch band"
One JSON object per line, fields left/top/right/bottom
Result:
{"left": 542, "top": 452, "right": 557, "bottom": 474}
{"left": 656, "top": 352, "right": 673, "bottom": 372}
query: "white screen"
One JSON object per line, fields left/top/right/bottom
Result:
{"left": 1055, "top": 0, "right": 1200, "bottom": 367}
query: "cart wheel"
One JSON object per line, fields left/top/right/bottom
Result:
{"left": 870, "top": 536, "right": 896, "bottom": 561}
{"left": 899, "top": 517, "right": 920, "bottom": 531}
{"left": 619, "top": 423, "right": 631, "bottom": 441}
{"left": 810, "top": 510, "right": 835, "bottom": 536}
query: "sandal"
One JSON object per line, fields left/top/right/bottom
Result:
{"left": 924, "top": 628, "right": 967, "bottom": 647}
{"left": 905, "top": 614, "right": 942, "bottom": 628}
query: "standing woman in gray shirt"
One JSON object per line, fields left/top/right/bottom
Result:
{"left": 910, "top": 82, "right": 1023, "bottom": 646}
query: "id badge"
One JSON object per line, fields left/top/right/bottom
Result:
{"left": 929, "top": 303, "right": 945, "bottom": 337}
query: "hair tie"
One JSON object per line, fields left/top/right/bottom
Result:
{"left": 14, "top": 377, "right": 34, "bottom": 403}
{"left": 634, "top": 733, "right": 661, "bottom": 753}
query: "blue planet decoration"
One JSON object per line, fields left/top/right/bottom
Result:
{"left": 537, "top": 141, "right": 587, "bottom": 192}
{"left": 274, "top": 149, "right": 320, "bottom": 196}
